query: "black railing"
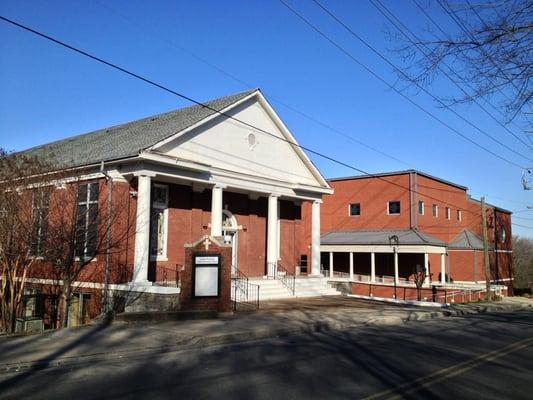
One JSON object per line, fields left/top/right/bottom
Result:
{"left": 231, "top": 269, "right": 260, "bottom": 312}
{"left": 153, "top": 264, "right": 180, "bottom": 288}
{"left": 275, "top": 263, "right": 296, "bottom": 296}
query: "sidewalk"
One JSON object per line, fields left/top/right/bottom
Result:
{"left": 1, "top": 296, "right": 531, "bottom": 374}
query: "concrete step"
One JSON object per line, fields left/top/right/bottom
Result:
{"left": 246, "top": 277, "right": 343, "bottom": 300}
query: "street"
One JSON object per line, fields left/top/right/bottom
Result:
{"left": 1, "top": 310, "right": 532, "bottom": 399}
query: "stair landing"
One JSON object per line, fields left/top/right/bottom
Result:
{"left": 248, "top": 276, "right": 342, "bottom": 301}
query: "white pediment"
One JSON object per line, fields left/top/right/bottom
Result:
{"left": 151, "top": 92, "right": 329, "bottom": 191}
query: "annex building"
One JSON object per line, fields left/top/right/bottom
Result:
{"left": 311, "top": 170, "right": 513, "bottom": 302}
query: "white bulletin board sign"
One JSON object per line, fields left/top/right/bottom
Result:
{"left": 193, "top": 254, "right": 220, "bottom": 297}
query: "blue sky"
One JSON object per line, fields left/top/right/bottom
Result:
{"left": 1, "top": 0, "right": 532, "bottom": 236}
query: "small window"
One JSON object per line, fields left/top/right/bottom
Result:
{"left": 432, "top": 204, "right": 438, "bottom": 217}
{"left": 388, "top": 201, "right": 401, "bottom": 215}
{"left": 446, "top": 207, "right": 451, "bottom": 220}
{"left": 418, "top": 201, "right": 424, "bottom": 215}
{"left": 457, "top": 210, "right": 462, "bottom": 221}
{"left": 349, "top": 203, "right": 360, "bottom": 216}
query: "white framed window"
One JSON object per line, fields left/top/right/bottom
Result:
{"left": 432, "top": 204, "right": 438, "bottom": 218}
{"left": 75, "top": 183, "right": 99, "bottom": 258}
{"left": 387, "top": 201, "right": 401, "bottom": 215}
{"left": 446, "top": 207, "right": 451, "bottom": 220}
{"left": 457, "top": 210, "right": 462, "bottom": 221}
{"left": 418, "top": 201, "right": 424, "bottom": 215}
{"left": 349, "top": 203, "right": 361, "bottom": 216}
{"left": 150, "top": 184, "right": 169, "bottom": 260}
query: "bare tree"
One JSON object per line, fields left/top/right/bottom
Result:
{"left": 512, "top": 234, "right": 533, "bottom": 292}
{"left": 43, "top": 178, "right": 133, "bottom": 328}
{"left": 413, "top": 266, "right": 427, "bottom": 301}
{"left": 392, "top": 0, "right": 532, "bottom": 123}
{"left": 1, "top": 147, "right": 134, "bottom": 331}
{"left": 0, "top": 148, "right": 53, "bottom": 333}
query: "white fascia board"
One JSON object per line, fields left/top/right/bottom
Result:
{"left": 136, "top": 151, "right": 327, "bottom": 200}
{"left": 255, "top": 92, "right": 331, "bottom": 190}
{"left": 148, "top": 90, "right": 331, "bottom": 191}
{"left": 320, "top": 244, "right": 447, "bottom": 254}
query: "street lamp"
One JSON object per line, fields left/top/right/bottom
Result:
{"left": 389, "top": 235, "right": 399, "bottom": 299}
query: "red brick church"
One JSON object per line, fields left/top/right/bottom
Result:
{"left": 12, "top": 90, "right": 513, "bottom": 329}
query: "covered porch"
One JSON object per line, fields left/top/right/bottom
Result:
{"left": 320, "top": 229, "right": 448, "bottom": 286}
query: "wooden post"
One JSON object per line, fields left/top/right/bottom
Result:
{"left": 481, "top": 197, "right": 491, "bottom": 301}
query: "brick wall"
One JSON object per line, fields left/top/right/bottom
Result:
{"left": 179, "top": 238, "right": 232, "bottom": 312}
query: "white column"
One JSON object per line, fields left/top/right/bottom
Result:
{"left": 210, "top": 185, "right": 223, "bottom": 237}
{"left": 441, "top": 253, "right": 446, "bottom": 285}
{"left": 371, "top": 252, "right": 376, "bottom": 282}
{"left": 349, "top": 252, "right": 354, "bottom": 281}
{"left": 424, "top": 253, "right": 430, "bottom": 285}
{"left": 394, "top": 251, "right": 399, "bottom": 284}
{"left": 329, "top": 252, "right": 334, "bottom": 278}
{"left": 133, "top": 175, "right": 151, "bottom": 284}
{"left": 267, "top": 194, "right": 279, "bottom": 277}
{"left": 310, "top": 200, "right": 321, "bottom": 276}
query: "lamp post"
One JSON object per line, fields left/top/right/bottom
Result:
{"left": 389, "top": 235, "right": 399, "bottom": 299}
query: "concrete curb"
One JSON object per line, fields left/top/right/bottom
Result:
{"left": 0, "top": 301, "right": 530, "bottom": 374}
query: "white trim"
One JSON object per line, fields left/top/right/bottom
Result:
{"left": 432, "top": 204, "right": 438, "bottom": 218}
{"left": 446, "top": 207, "right": 451, "bottom": 220}
{"left": 457, "top": 209, "right": 462, "bottom": 222}
{"left": 321, "top": 244, "right": 447, "bottom": 254}
{"left": 17, "top": 277, "right": 181, "bottom": 294}
{"left": 135, "top": 151, "right": 329, "bottom": 199}
{"left": 148, "top": 90, "right": 332, "bottom": 192}
{"left": 495, "top": 249, "right": 513, "bottom": 253}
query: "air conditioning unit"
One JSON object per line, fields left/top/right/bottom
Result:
{"left": 15, "top": 317, "right": 44, "bottom": 334}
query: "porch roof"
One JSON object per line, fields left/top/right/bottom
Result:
{"left": 321, "top": 229, "right": 445, "bottom": 247}
{"left": 448, "top": 229, "right": 485, "bottom": 250}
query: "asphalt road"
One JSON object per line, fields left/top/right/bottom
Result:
{"left": 1, "top": 310, "right": 532, "bottom": 400}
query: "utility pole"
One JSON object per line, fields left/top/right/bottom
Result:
{"left": 481, "top": 197, "right": 491, "bottom": 301}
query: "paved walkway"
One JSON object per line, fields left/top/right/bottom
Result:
{"left": 0, "top": 296, "right": 531, "bottom": 373}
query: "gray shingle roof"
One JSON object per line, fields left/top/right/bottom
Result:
{"left": 18, "top": 89, "right": 257, "bottom": 169}
{"left": 448, "top": 229, "right": 485, "bottom": 250}
{"left": 321, "top": 229, "right": 446, "bottom": 246}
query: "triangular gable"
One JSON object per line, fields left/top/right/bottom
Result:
{"left": 149, "top": 90, "right": 331, "bottom": 191}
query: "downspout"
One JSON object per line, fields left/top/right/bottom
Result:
{"left": 100, "top": 161, "right": 113, "bottom": 315}
{"left": 409, "top": 171, "right": 418, "bottom": 229}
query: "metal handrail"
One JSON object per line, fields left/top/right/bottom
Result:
{"left": 231, "top": 268, "right": 260, "bottom": 311}
{"left": 153, "top": 264, "right": 180, "bottom": 287}
{"left": 276, "top": 263, "right": 295, "bottom": 296}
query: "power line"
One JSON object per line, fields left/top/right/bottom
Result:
{"left": 95, "top": 0, "right": 533, "bottom": 213}
{"left": 0, "top": 14, "right": 518, "bottom": 223}
{"left": 276, "top": 0, "right": 524, "bottom": 169}
{"left": 410, "top": 0, "right": 530, "bottom": 135}
{"left": 93, "top": 0, "right": 413, "bottom": 169}
{"left": 367, "top": 0, "right": 533, "bottom": 153}
{"left": 310, "top": 0, "right": 533, "bottom": 163}
{"left": 512, "top": 222, "right": 533, "bottom": 230}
